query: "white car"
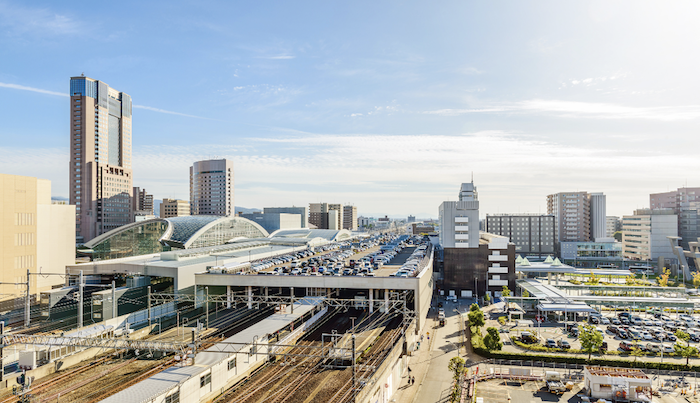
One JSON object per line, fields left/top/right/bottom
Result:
{"left": 600, "top": 317, "right": 611, "bottom": 325}
{"left": 446, "top": 295, "right": 457, "bottom": 302}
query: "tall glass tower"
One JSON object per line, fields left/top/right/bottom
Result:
{"left": 69, "top": 75, "right": 133, "bottom": 243}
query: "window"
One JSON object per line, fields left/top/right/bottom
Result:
{"left": 165, "top": 391, "right": 180, "bottom": 403}
{"left": 200, "top": 373, "right": 211, "bottom": 388}
{"left": 228, "top": 358, "right": 237, "bottom": 370}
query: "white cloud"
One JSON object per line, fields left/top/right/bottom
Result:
{"left": 424, "top": 99, "right": 700, "bottom": 121}
{"left": 2, "top": 131, "right": 696, "bottom": 217}
{"left": 265, "top": 55, "right": 295, "bottom": 60}
{"left": 0, "top": 2, "right": 83, "bottom": 36}
{"left": 0, "top": 82, "right": 67, "bottom": 97}
{"left": 132, "top": 105, "right": 210, "bottom": 120}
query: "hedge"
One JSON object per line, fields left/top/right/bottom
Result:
{"left": 471, "top": 348, "right": 700, "bottom": 372}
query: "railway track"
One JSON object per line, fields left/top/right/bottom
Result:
{"left": 216, "top": 310, "right": 404, "bottom": 403}
{"left": 2, "top": 305, "right": 274, "bottom": 403}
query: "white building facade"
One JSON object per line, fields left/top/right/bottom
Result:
{"left": 438, "top": 182, "right": 479, "bottom": 248}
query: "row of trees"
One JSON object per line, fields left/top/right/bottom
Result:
{"left": 468, "top": 303, "right": 502, "bottom": 351}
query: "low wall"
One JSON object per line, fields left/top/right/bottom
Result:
{"left": 357, "top": 319, "right": 415, "bottom": 403}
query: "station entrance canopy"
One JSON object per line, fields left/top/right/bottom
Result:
{"left": 517, "top": 279, "right": 595, "bottom": 313}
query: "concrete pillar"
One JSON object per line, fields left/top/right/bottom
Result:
{"left": 265, "top": 287, "right": 268, "bottom": 302}
{"left": 548, "top": 272, "right": 552, "bottom": 285}
{"left": 290, "top": 287, "right": 294, "bottom": 314}
{"left": 384, "top": 289, "right": 389, "bottom": 313}
{"left": 227, "top": 286, "right": 232, "bottom": 309}
{"left": 369, "top": 288, "right": 374, "bottom": 313}
{"left": 247, "top": 286, "right": 253, "bottom": 309}
{"left": 556, "top": 273, "right": 559, "bottom": 286}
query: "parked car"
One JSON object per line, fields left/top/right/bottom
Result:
{"left": 646, "top": 343, "right": 661, "bottom": 353}
{"left": 611, "top": 317, "right": 621, "bottom": 325}
{"left": 619, "top": 340, "right": 634, "bottom": 351}
{"left": 557, "top": 339, "right": 571, "bottom": 350}
{"left": 545, "top": 339, "right": 557, "bottom": 349}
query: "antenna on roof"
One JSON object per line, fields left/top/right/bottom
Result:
{"left": 471, "top": 171, "right": 473, "bottom": 183}
{"left": 81, "top": 72, "right": 85, "bottom": 77}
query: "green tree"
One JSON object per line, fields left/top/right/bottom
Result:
{"left": 484, "top": 293, "right": 491, "bottom": 304}
{"left": 447, "top": 356, "right": 467, "bottom": 403}
{"left": 675, "top": 330, "right": 697, "bottom": 366}
{"left": 659, "top": 267, "right": 671, "bottom": 287}
{"left": 501, "top": 286, "right": 511, "bottom": 297}
{"left": 578, "top": 324, "right": 604, "bottom": 362}
{"left": 613, "top": 231, "right": 622, "bottom": 242}
{"left": 692, "top": 271, "right": 700, "bottom": 289}
{"left": 630, "top": 346, "right": 645, "bottom": 363}
{"left": 483, "top": 327, "right": 503, "bottom": 351}
{"left": 467, "top": 304, "right": 485, "bottom": 330}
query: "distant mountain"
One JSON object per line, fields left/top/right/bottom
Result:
{"left": 235, "top": 206, "right": 262, "bottom": 214}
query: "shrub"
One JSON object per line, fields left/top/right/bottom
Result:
{"left": 498, "top": 316, "right": 507, "bottom": 326}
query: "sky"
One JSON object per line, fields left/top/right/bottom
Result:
{"left": 0, "top": 0, "right": 699, "bottom": 219}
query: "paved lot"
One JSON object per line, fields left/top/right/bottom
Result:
{"left": 484, "top": 303, "right": 700, "bottom": 364}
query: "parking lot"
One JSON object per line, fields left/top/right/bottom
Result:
{"left": 487, "top": 304, "right": 700, "bottom": 362}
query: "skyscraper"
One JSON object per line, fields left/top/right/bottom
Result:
{"left": 308, "top": 203, "right": 343, "bottom": 229}
{"left": 69, "top": 75, "right": 133, "bottom": 243}
{"left": 190, "top": 159, "right": 234, "bottom": 216}
{"left": 547, "top": 192, "right": 592, "bottom": 243}
{"left": 589, "top": 193, "right": 607, "bottom": 240}
{"left": 342, "top": 205, "right": 357, "bottom": 230}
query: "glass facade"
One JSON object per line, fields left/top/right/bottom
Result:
{"left": 189, "top": 218, "right": 267, "bottom": 248}
{"left": 84, "top": 216, "right": 267, "bottom": 260}
{"left": 90, "top": 220, "right": 170, "bottom": 260}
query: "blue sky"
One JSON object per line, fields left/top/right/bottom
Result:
{"left": 1, "top": 0, "right": 699, "bottom": 218}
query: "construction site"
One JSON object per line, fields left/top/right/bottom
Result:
{"left": 0, "top": 231, "right": 433, "bottom": 403}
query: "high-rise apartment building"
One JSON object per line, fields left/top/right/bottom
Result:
{"left": 69, "top": 75, "right": 133, "bottom": 243}
{"left": 343, "top": 205, "right": 358, "bottom": 231}
{"left": 190, "top": 159, "right": 234, "bottom": 216}
{"left": 622, "top": 208, "right": 678, "bottom": 261}
{"left": 308, "top": 203, "right": 343, "bottom": 229}
{"left": 132, "top": 187, "right": 154, "bottom": 216}
{"left": 606, "top": 216, "right": 621, "bottom": 237}
{"left": 651, "top": 187, "right": 700, "bottom": 249}
{"left": 160, "top": 199, "right": 190, "bottom": 218}
{"left": 546, "top": 192, "right": 605, "bottom": 244}
{"left": 486, "top": 214, "right": 555, "bottom": 256}
{"left": 1, "top": 174, "right": 75, "bottom": 307}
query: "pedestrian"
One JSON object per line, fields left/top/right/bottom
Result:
{"left": 412, "top": 376, "right": 415, "bottom": 385}
{"left": 408, "top": 366, "right": 412, "bottom": 374}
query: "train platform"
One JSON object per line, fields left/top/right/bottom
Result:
{"left": 101, "top": 298, "right": 325, "bottom": 403}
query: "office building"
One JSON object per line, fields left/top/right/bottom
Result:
{"left": 407, "top": 215, "right": 416, "bottom": 223}
{"left": 263, "top": 207, "right": 307, "bottom": 228}
{"left": 160, "top": 199, "right": 190, "bottom": 218}
{"left": 343, "top": 205, "right": 358, "bottom": 231}
{"left": 309, "top": 203, "right": 343, "bottom": 230}
{"left": 486, "top": 214, "right": 555, "bottom": 256}
{"left": 560, "top": 239, "right": 622, "bottom": 264}
{"left": 239, "top": 211, "right": 302, "bottom": 234}
{"left": 190, "top": 159, "right": 234, "bottom": 216}
{"left": 606, "top": 216, "right": 621, "bottom": 237}
{"left": 69, "top": 75, "right": 133, "bottom": 243}
{"left": 358, "top": 216, "right": 371, "bottom": 229}
{"left": 622, "top": 208, "right": 678, "bottom": 261}
{"left": 438, "top": 182, "right": 479, "bottom": 248}
{"left": 0, "top": 174, "right": 75, "bottom": 305}
{"left": 651, "top": 187, "right": 700, "bottom": 250}
{"left": 132, "top": 187, "right": 154, "bottom": 217}
{"left": 438, "top": 182, "right": 516, "bottom": 299}
{"left": 590, "top": 193, "right": 607, "bottom": 240}
{"left": 547, "top": 192, "right": 595, "bottom": 243}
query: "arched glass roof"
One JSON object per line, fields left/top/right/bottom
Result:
{"left": 83, "top": 216, "right": 269, "bottom": 260}
{"left": 269, "top": 228, "right": 352, "bottom": 242}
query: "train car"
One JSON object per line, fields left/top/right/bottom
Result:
{"left": 92, "top": 285, "right": 148, "bottom": 321}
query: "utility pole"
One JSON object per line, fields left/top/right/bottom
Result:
{"left": 147, "top": 286, "right": 152, "bottom": 327}
{"left": 78, "top": 270, "right": 83, "bottom": 329}
{"left": 25, "top": 269, "right": 30, "bottom": 328}
{"left": 111, "top": 280, "right": 116, "bottom": 319}
{"left": 352, "top": 334, "right": 357, "bottom": 403}
{"left": 205, "top": 287, "right": 209, "bottom": 330}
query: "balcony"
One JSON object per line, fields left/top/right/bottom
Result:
{"left": 488, "top": 267, "right": 508, "bottom": 274}
{"left": 488, "top": 255, "right": 508, "bottom": 262}
{"left": 455, "top": 217, "right": 469, "bottom": 223}
{"left": 455, "top": 234, "right": 469, "bottom": 240}
{"left": 454, "top": 225, "right": 470, "bottom": 231}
